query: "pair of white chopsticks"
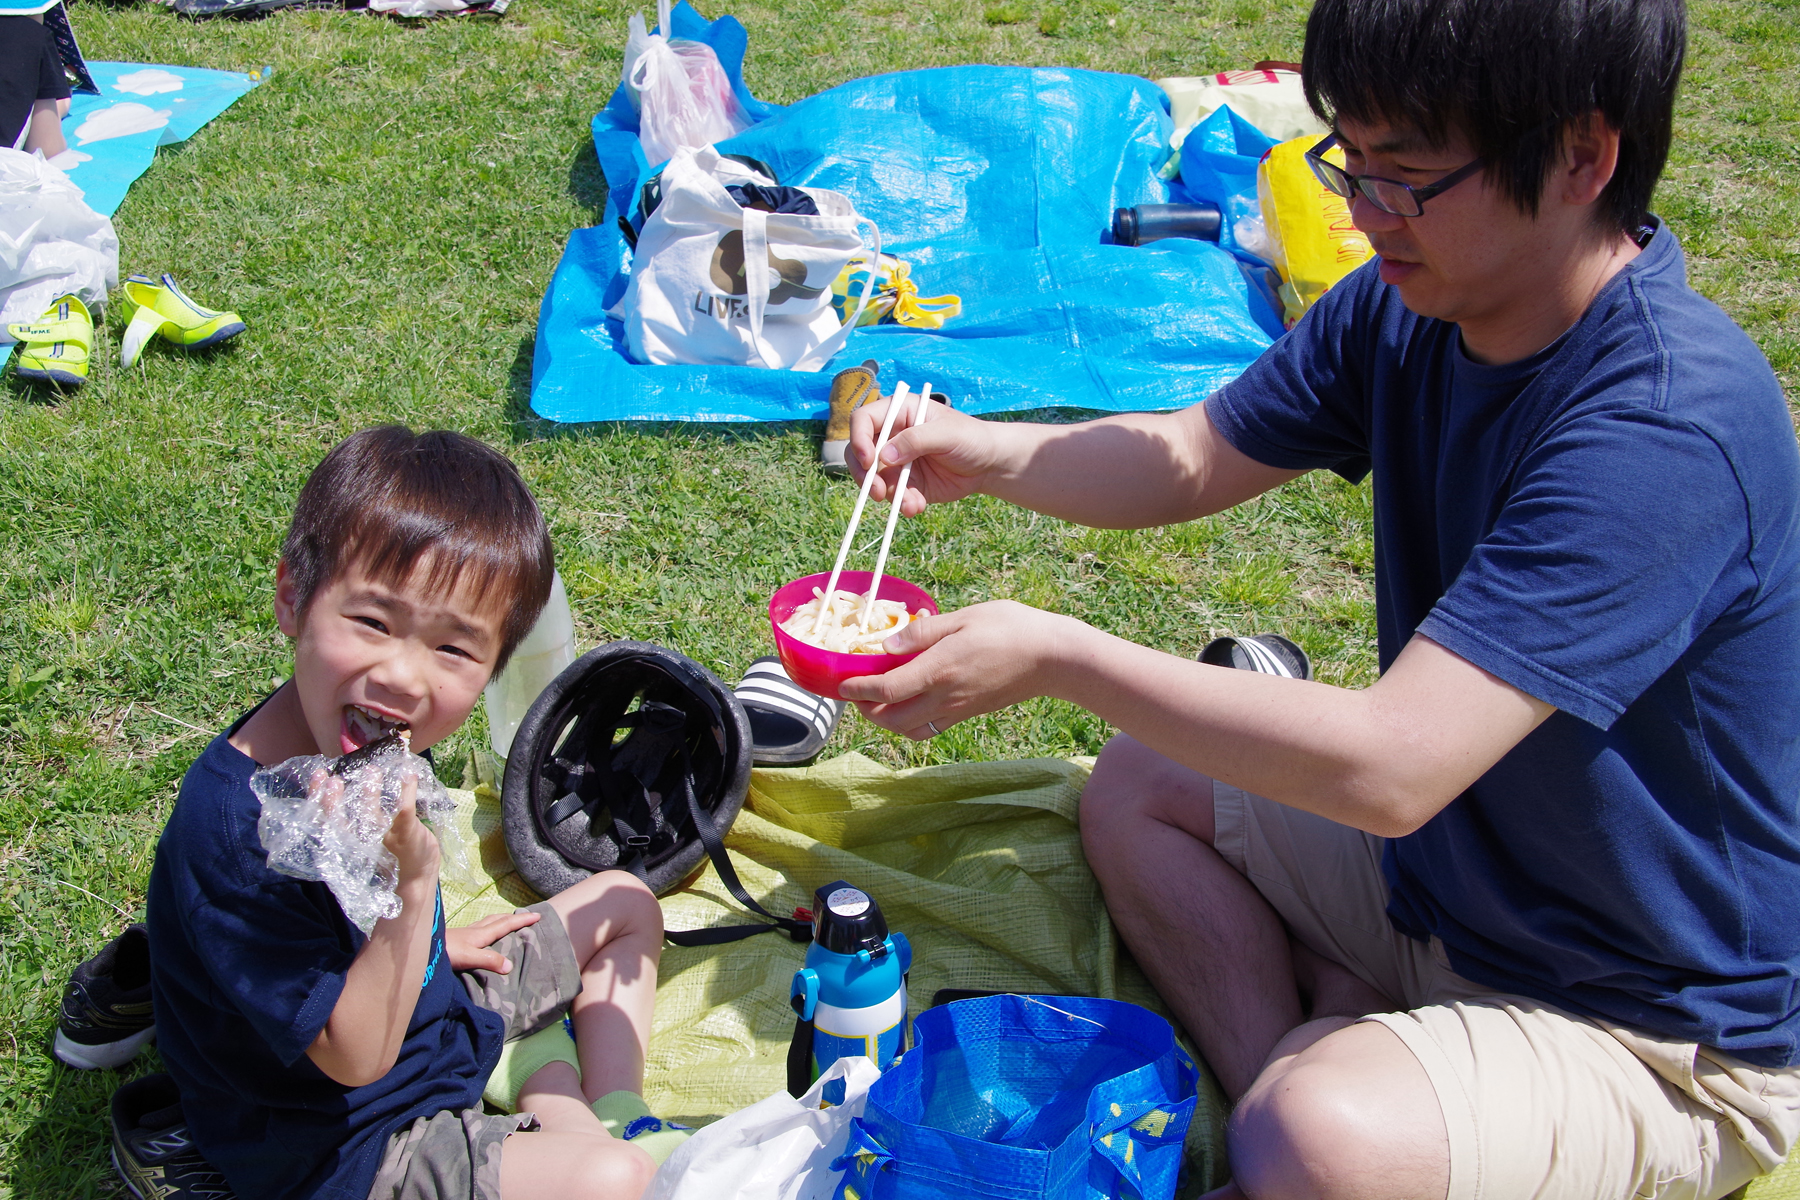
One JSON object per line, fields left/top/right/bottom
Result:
{"left": 812, "top": 380, "right": 935, "bottom": 635}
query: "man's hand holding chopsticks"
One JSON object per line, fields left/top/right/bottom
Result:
{"left": 848, "top": 395, "right": 1012, "bottom": 515}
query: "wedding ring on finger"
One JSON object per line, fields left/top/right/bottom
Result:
{"left": 926, "top": 720, "right": 941, "bottom": 737}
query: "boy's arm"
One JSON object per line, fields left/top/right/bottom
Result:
{"left": 305, "top": 776, "right": 441, "bottom": 1089}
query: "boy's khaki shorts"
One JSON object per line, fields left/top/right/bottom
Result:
{"left": 366, "top": 901, "right": 582, "bottom": 1200}
{"left": 1212, "top": 780, "right": 1800, "bottom": 1200}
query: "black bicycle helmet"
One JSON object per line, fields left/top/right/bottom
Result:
{"left": 502, "top": 641, "right": 753, "bottom": 899}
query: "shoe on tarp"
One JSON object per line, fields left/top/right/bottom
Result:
{"left": 820, "top": 360, "right": 880, "bottom": 476}
{"left": 734, "top": 656, "right": 843, "bottom": 766}
{"left": 118, "top": 274, "right": 245, "bottom": 368}
{"left": 1198, "top": 633, "right": 1312, "bottom": 679}
{"left": 8, "top": 294, "right": 93, "bottom": 388}
{"left": 54, "top": 923, "right": 156, "bottom": 1070}
{"left": 111, "top": 1074, "right": 236, "bottom": 1200}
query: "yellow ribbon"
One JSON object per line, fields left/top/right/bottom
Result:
{"left": 877, "top": 260, "right": 962, "bottom": 330}
{"left": 837, "top": 255, "right": 962, "bottom": 329}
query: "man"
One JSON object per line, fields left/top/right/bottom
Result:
{"left": 840, "top": 0, "right": 1800, "bottom": 1196}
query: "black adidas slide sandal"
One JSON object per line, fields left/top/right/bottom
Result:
{"left": 734, "top": 657, "right": 845, "bottom": 766}
{"left": 1198, "top": 634, "right": 1313, "bottom": 680}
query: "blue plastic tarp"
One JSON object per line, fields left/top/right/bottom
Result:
{"left": 1173, "top": 104, "right": 1278, "bottom": 256}
{"left": 59, "top": 62, "right": 263, "bottom": 219}
{"left": 530, "top": 14, "right": 1277, "bottom": 424}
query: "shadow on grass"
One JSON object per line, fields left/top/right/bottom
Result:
{"left": 7, "top": 1051, "right": 160, "bottom": 1198}
{"left": 567, "top": 138, "right": 609, "bottom": 225}
{"left": 502, "top": 334, "right": 822, "bottom": 448}
{"left": 4, "top": 375, "right": 83, "bottom": 406}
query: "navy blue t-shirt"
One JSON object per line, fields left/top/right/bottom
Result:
{"left": 147, "top": 713, "right": 504, "bottom": 1200}
{"left": 1208, "top": 220, "right": 1800, "bottom": 1067}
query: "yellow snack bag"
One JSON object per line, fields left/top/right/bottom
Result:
{"left": 1257, "top": 136, "right": 1373, "bottom": 327}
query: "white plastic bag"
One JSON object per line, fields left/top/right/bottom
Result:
{"left": 622, "top": 0, "right": 751, "bottom": 165}
{"left": 645, "top": 1056, "right": 881, "bottom": 1200}
{"left": 0, "top": 148, "right": 118, "bottom": 337}
{"left": 368, "top": 0, "right": 470, "bottom": 17}
{"left": 616, "top": 144, "right": 878, "bottom": 371}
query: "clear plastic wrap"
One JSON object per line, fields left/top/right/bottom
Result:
{"left": 252, "top": 736, "right": 472, "bottom": 933}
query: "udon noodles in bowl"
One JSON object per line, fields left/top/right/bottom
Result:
{"left": 769, "top": 571, "right": 939, "bottom": 701}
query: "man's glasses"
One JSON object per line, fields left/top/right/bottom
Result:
{"left": 1304, "top": 134, "right": 1485, "bottom": 217}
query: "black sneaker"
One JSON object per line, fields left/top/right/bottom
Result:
{"left": 1198, "top": 634, "right": 1313, "bottom": 680}
{"left": 54, "top": 923, "right": 156, "bottom": 1070}
{"left": 111, "top": 1074, "right": 235, "bottom": 1200}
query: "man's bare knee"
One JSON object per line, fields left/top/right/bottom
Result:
{"left": 1230, "top": 1026, "right": 1448, "bottom": 1200}
{"left": 1081, "top": 733, "right": 1219, "bottom": 858}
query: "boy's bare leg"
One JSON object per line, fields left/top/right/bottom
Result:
{"left": 546, "top": 871, "right": 663, "bottom": 1100}
{"left": 501, "top": 1063, "right": 654, "bottom": 1200}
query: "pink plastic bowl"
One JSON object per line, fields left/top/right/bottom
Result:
{"left": 769, "top": 571, "right": 939, "bottom": 702}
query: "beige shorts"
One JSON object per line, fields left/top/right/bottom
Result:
{"left": 1212, "top": 780, "right": 1800, "bottom": 1200}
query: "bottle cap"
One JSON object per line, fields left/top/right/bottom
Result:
{"left": 811, "top": 880, "right": 889, "bottom": 955}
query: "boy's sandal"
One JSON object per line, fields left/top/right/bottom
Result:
{"left": 118, "top": 273, "right": 246, "bottom": 368}
{"left": 734, "top": 656, "right": 844, "bottom": 766}
{"left": 7, "top": 294, "right": 94, "bottom": 388}
{"left": 1198, "top": 633, "right": 1312, "bottom": 680}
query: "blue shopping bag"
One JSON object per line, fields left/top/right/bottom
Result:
{"left": 832, "top": 995, "right": 1197, "bottom": 1200}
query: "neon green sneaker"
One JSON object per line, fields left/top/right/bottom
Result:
{"left": 118, "top": 274, "right": 246, "bottom": 368}
{"left": 8, "top": 294, "right": 94, "bottom": 389}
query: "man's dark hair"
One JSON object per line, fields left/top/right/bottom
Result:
{"left": 282, "top": 426, "right": 554, "bottom": 672}
{"left": 1301, "top": 0, "right": 1686, "bottom": 232}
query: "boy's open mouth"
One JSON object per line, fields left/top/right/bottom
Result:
{"left": 342, "top": 704, "right": 410, "bottom": 755}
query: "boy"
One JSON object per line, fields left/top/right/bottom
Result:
{"left": 841, "top": 0, "right": 1800, "bottom": 1195}
{"left": 141, "top": 427, "right": 686, "bottom": 1200}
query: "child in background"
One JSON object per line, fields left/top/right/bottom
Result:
{"left": 136, "top": 427, "right": 687, "bottom": 1200}
{"left": 1, "top": 0, "right": 71, "bottom": 158}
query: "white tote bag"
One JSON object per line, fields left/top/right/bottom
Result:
{"left": 618, "top": 145, "right": 878, "bottom": 371}
{"left": 644, "top": 1055, "right": 880, "bottom": 1200}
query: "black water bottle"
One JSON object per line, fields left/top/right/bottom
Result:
{"left": 1112, "top": 202, "right": 1224, "bottom": 246}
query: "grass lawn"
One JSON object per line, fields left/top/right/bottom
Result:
{"left": 1, "top": 0, "right": 1795, "bottom": 1192}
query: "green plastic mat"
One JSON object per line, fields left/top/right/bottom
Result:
{"left": 441, "top": 750, "right": 1230, "bottom": 1193}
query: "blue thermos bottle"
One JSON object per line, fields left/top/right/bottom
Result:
{"left": 786, "top": 881, "right": 911, "bottom": 1097}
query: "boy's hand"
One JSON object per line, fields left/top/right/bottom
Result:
{"left": 446, "top": 910, "right": 540, "bottom": 973}
{"left": 383, "top": 771, "right": 441, "bottom": 884}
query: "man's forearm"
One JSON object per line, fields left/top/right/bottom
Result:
{"left": 1050, "top": 624, "right": 1551, "bottom": 836}
{"left": 978, "top": 411, "right": 1218, "bottom": 528}
{"left": 306, "top": 876, "right": 438, "bottom": 1087}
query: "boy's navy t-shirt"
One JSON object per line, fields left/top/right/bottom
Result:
{"left": 148, "top": 713, "right": 504, "bottom": 1200}
{"left": 1208, "top": 220, "right": 1800, "bottom": 1067}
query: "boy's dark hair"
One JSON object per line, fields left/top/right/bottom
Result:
{"left": 282, "top": 427, "right": 554, "bottom": 672}
{"left": 1301, "top": 0, "right": 1686, "bottom": 233}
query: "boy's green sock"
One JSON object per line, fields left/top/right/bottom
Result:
{"left": 590, "top": 1090, "right": 693, "bottom": 1165}
{"left": 482, "top": 1020, "right": 582, "bottom": 1112}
